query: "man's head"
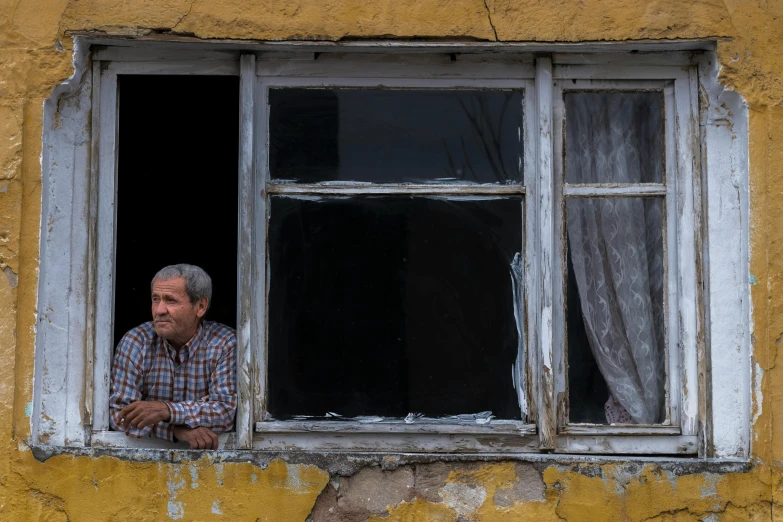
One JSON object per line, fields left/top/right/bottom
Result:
{"left": 150, "top": 264, "right": 212, "bottom": 349}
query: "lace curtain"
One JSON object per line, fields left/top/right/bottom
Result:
{"left": 565, "top": 93, "right": 666, "bottom": 424}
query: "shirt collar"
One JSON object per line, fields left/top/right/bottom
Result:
{"left": 163, "top": 323, "right": 204, "bottom": 364}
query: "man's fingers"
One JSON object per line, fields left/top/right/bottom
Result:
{"left": 209, "top": 431, "right": 219, "bottom": 450}
{"left": 118, "top": 402, "right": 140, "bottom": 426}
{"left": 123, "top": 407, "right": 143, "bottom": 428}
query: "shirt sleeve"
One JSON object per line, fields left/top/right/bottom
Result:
{"left": 109, "top": 331, "right": 154, "bottom": 439}
{"left": 164, "top": 331, "right": 237, "bottom": 432}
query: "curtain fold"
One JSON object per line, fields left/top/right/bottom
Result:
{"left": 565, "top": 93, "right": 666, "bottom": 424}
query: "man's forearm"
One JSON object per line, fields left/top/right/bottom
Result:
{"left": 164, "top": 397, "right": 237, "bottom": 431}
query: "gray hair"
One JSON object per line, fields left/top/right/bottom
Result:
{"left": 151, "top": 264, "right": 212, "bottom": 311}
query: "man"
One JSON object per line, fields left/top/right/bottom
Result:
{"left": 109, "top": 264, "right": 236, "bottom": 449}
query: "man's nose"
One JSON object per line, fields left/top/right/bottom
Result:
{"left": 153, "top": 301, "right": 167, "bottom": 317}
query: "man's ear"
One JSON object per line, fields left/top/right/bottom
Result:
{"left": 195, "top": 297, "right": 208, "bottom": 319}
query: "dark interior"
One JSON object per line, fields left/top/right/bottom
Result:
{"left": 113, "top": 75, "right": 239, "bottom": 346}
{"left": 267, "top": 196, "right": 523, "bottom": 419}
{"left": 269, "top": 88, "right": 523, "bottom": 184}
{"left": 565, "top": 247, "right": 609, "bottom": 423}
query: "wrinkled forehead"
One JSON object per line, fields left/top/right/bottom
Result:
{"left": 151, "top": 276, "right": 187, "bottom": 297}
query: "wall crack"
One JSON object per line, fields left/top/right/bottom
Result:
{"left": 171, "top": 0, "right": 197, "bottom": 32}
{"left": 481, "top": 0, "right": 499, "bottom": 41}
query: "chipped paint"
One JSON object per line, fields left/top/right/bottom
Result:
{"left": 0, "top": 0, "right": 782, "bottom": 520}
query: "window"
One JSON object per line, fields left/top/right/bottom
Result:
{"left": 34, "top": 42, "right": 750, "bottom": 458}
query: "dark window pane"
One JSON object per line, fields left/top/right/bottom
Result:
{"left": 565, "top": 92, "right": 663, "bottom": 184}
{"left": 566, "top": 197, "right": 665, "bottom": 424}
{"left": 269, "top": 89, "right": 523, "bottom": 184}
{"left": 267, "top": 196, "right": 523, "bottom": 419}
{"left": 114, "top": 75, "right": 239, "bottom": 345}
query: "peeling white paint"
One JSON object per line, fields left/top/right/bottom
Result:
{"left": 699, "top": 53, "right": 751, "bottom": 458}
{"left": 189, "top": 464, "right": 199, "bottom": 489}
{"left": 214, "top": 463, "right": 224, "bottom": 487}
{"left": 166, "top": 466, "right": 186, "bottom": 520}
{"left": 439, "top": 482, "right": 487, "bottom": 518}
{"left": 752, "top": 363, "right": 763, "bottom": 430}
{"left": 211, "top": 500, "right": 223, "bottom": 515}
{"left": 697, "top": 473, "right": 719, "bottom": 498}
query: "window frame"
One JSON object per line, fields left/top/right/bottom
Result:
{"left": 35, "top": 41, "right": 747, "bottom": 458}
{"left": 250, "top": 55, "right": 539, "bottom": 452}
{"left": 548, "top": 68, "right": 703, "bottom": 455}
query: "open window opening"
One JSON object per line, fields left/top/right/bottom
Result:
{"left": 113, "top": 75, "right": 239, "bottom": 346}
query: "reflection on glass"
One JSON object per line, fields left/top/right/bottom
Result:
{"left": 565, "top": 92, "right": 663, "bottom": 184}
{"left": 566, "top": 197, "right": 665, "bottom": 424}
{"left": 269, "top": 89, "right": 523, "bottom": 184}
{"left": 267, "top": 196, "right": 523, "bottom": 419}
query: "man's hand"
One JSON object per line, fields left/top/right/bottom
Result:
{"left": 173, "top": 426, "right": 219, "bottom": 450}
{"left": 119, "top": 401, "right": 171, "bottom": 431}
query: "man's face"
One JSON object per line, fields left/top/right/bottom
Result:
{"left": 151, "top": 276, "right": 207, "bottom": 349}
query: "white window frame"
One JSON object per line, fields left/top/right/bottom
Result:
{"left": 547, "top": 67, "right": 701, "bottom": 455}
{"left": 33, "top": 40, "right": 750, "bottom": 459}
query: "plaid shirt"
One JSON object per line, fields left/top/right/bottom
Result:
{"left": 109, "top": 321, "right": 237, "bottom": 441}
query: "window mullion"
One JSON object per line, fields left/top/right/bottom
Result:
{"left": 236, "top": 53, "right": 256, "bottom": 449}
{"left": 535, "top": 56, "right": 556, "bottom": 450}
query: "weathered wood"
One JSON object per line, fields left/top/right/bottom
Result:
{"left": 552, "top": 52, "right": 697, "bottom": 67}
{"left": 267, "top": 183, "right": 525, "bottom": 196}
{"left": 105, "top": 60, "right": 239, "bottom": 76}
{"left": 92, "top": 46, "right": 240, "bottom": 62}
{"left": 91, "top": 430, "right": 234, "bottom": 450}
{"left": 259, "top": 76, "right": 528, "bottom": 89}
{"left": 256, "top": 58, "right": 534, "bottom": 79}
{"left": 255, "top": 420, "right": 536, "bottom": 435}
{"left": 563, "top": 184, "right": 666, "bottom": 197}
{"left": 555, "top": 435, "right": 697, "bottom": 455}
{"left": 535, "top": 57, "right": 556, "bottom": 449}
{"left": 664, "top": 81, "right": 681, "bottom": 427}
{"left": 522, "top": 78, "right": 539, "bottom": 423}
{"left": 551, "top": 79, "right": 569, "bottom": 430}
{"left": 83, "top": 60, "right": 101, "bottom": 429}
{"left": 77, "top": 34, "right": 719, "bottom": 54}
{"left": 92, "top": 67, "right": 119, "bottom": 434}
{"left": 235, "top": 54, "right": 256, "bottom": 450}
{"left": 560, "top": 425, "right": 681, "bottom": 436}
{"left": 252, "top": 433, "right": 540, "bottom": 453}
{"left": 687, "top": 65, "right": 708, "bottom": 456}
{"left": 553, "top": 64, "right": 690, "bottom": 80}
{"left": 674, "top": 75, "right": 699, "bottom": 436}
{"left": 253, "top": 80, "right": 269, "bottom": 424}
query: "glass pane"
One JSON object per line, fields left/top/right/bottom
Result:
{"left": 565, "top": 92, "right": 663, "bottom": 184}
{"left": 269, "top": 89, "right": 523, "bottom": 184}
{"left": 566, "top": 197, "right": 665, "bottom": 424}
{"left": 267, "top": 196, "right": 524, "bottom": 419}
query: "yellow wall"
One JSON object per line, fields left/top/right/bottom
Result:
{"left": 1, "top": 1, "right": 781, "bottom": 520}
